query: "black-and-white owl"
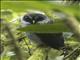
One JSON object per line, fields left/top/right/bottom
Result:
{"left": 21, "top": 12, "right": 64, "bottom": 49}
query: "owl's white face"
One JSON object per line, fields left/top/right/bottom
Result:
{"left": 21, "top": 13, "right": 53, "bottom": 27}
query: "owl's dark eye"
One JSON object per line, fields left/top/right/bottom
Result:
{"left": 23, "top": 15, "right": 33, "bottom": 24}
{"left": 34, "top": 14, "right": 46, "bottom": 23}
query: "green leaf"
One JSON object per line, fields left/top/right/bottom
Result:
{"left": 19, "top": 22, "right": 71, "bottom": 33}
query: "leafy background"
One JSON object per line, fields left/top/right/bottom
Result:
{"left": 0, "top": 1, "right": 80, "bottom": 60}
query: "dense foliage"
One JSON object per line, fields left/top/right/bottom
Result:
{"left": 0, "top": 1, "right": 80, "bottom": 60}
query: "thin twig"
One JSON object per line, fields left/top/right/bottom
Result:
{"left": 63, "top": 45, "right": 80, "bottom": 60}
{"left": 23, "top": 38, "right": 32, "bottom": 56}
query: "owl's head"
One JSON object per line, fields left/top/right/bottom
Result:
{"left": 21, "top": 13, "right": 53, "bottom": 27}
